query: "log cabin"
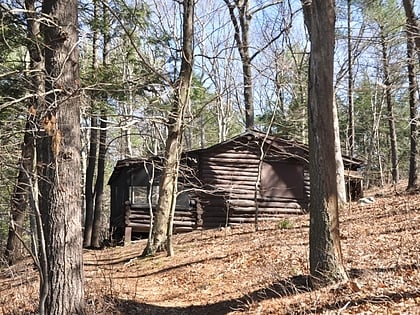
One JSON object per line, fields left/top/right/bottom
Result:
{"left": 108, "top": 130, "right": 363, "bottom": 243}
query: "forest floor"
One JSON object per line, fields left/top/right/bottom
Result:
{"left": 1, "top": 183, "right": 420, "bottom": 314}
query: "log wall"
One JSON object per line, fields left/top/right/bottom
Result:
{"left": 193, "top": 140, "right": 309, "bottom": 228}
{"left": 109, "top": 131, "right": 362, "bottom": 243}
{"left": 124, "top": 203, "right": 197, "bottom": 241}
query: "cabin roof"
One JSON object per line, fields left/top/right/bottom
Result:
{"left": 108, "top": 156, "right": 164, "bottom": 185}
{"left": 108, "top": 130, "right": 364, "bottom": 185}
{"left": 187, "top": 129, "right": 309, "bottom": 160}
{"left": 188, "top": 129, "right": 364, "bottom": 166}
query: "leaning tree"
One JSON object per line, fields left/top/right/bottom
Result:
{"left": 142, "top": 0, "right": 194, "bottom": 257}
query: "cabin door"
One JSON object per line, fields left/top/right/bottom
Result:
{"left": 260, "top": 161, "right": 304, "bottom": 199}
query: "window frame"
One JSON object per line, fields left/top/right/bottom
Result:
{"left": 129, "top": 185, "right": 159, "bottom": 206}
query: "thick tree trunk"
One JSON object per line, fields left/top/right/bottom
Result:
{"left": 302, "top": 0, "right": 348, "bottom": 287}
{"left": 39, "top": 0, "right": 85, "bottom": 313}
{"left": 142, "top": 0, "right": 194, "bottom": 257}
{"left": 380, "top": 26, "right": 399, "bottom": 184}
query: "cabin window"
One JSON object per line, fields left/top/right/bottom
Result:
{"left": 129, "top": 185, "right": 159, "bottom": 205}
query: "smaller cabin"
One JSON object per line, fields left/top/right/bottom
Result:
{"left": 108, "top": 130, "right": 364, "bottom": 243}
{"left": 108, "top": 158, "right": 197, "bottom": 242}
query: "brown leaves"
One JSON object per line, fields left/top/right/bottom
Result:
{"left": 1, "top": 182, "right": 420, "bottom": 314}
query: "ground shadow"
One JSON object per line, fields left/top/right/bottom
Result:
{"left": 107, "top": 263, "right": 420, "bottom": 314}
{"left": 349, "top": 262, "right": 420, "bottom": 278}
{"left": 312, "top": 289, "right": 420, "bottom": 314}
{"left": 99, "top": 242, "right": 309, "bottom": 281}
{"left": 108, "top": 275, "right": 312, "bottom": 315}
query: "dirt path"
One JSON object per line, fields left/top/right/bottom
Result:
{"left": 1, "top": 187, "right": 420, "bottom": 314}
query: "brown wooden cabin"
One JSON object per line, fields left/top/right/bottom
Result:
{"left": 108, "top": 130, "right": 364, "bottom": 243}
{"left": 108, "top": 157, "right": 197, "bottom": 242}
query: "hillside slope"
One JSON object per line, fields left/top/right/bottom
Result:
{"left": 1, "top": 185, "right": 420, "bottom": 314}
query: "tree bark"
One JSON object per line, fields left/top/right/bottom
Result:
{"left": 333, "top": 95, "right": 347, "bottom": 205}
{"left": 142, "top": 0, "right": 194, "bottom": 257}
{"left": 83, "top": 0, "right": 99, "bottom": 248}
{"left": 406, "top": 27, "right": 418, "bottom": 190}
{"left": 83, "top": 115, "right": 98, "bottom": 248}
{"left": 5, "top": 115, "right": 34, "bottom": 265}
{"left": 5, "top": 0, "right": 44, "bottom": 266}
{"left": 85, "top": 0, "right": 110, "bottom": 248}
{"left": 224, "top": 0, "right": 254, "bottom": 130}
{"left": 91, "top": 111, "right": 107, "bottom": 248}
{"left": 302, "top": 0, "right": 348, "bottom": 287}
{"left": 402, "top": 0, "right": 420, "bottom": 60}
{"left": 39, "top": 0, "right": 85, "bottom": 313}
{"left": 403, "top": 0, "right": 419, "bottom": 190}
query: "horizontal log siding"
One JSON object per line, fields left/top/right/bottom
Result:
{"left": 304, "top": 169, "right": 310, "bottom": 199}
{"left": 198, "top": 143, "right": 308, "bottom": 228}
{"left": 125, "top": 206, "right": 196, "bottom": 233}
{"left": 110, "top": 131, "right": 360, "bottom": 242}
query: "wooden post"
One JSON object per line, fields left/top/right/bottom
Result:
{"left": 124, "top": 227, "right": 132, "bottom": 245}
{"left": 124, "top": 202, "right": 131, "bottom": 245}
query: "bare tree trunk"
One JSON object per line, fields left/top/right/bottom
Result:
{"left": 347, "top": 0, "right": 355, "bottom": 156}
{"left": 30, "top": 145, "right": 49, "bottom": 315}
{"left": 146, "top": 161, "right": 155, "bottom": 243}
{"left": 365, "top": 87, "right": 384, "bottom": 188}
{"left": 5, "top": 0, "right": 44, "bottom": 265}
{"left": 403, "top": 0, "right": 419, "bottom": 190}
{"left": 380, "top": 25, "right": 399, "bottom": 184}
{"left": 406, "top": 27, "right": 418, "bottom": 190}
{"left": 39, "top": 0, "right": 85, "bottom": 312}
{"left": 122, "top": 59, "right": 134, "bottom": 158}
{"left": 83, "top": 0, "right": 99, "bottom": 248}
{"left": 5, "top": 115, "right": 35, "bottom": 265}
{"left": 302, "top": 0, "right": 348, "bottom": 287}
{"left": 254, "top": 131, "right": 271, "bottom": 231}
{"left": 91, "top": 112, "right": 107, "bottom": 248}
{"left": 333, "top": 95, "right": 347, "bottom": 205}
{"left": 89, "top": 0, "right": 110, "bottom": 248}
{"left": 83, "top": 116, "right": 98, "bottom": 248}
{"left": 402, "top": 0, "right": 420, "bottom": 60}
{"left": 166, "top": 165, "right": 180, "bottom": 257}
{"left": 142, "top": 0, "right": 194, "bottom": 257}
{"left": 224, "top": 0, "right": 254, "bottom": 129}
